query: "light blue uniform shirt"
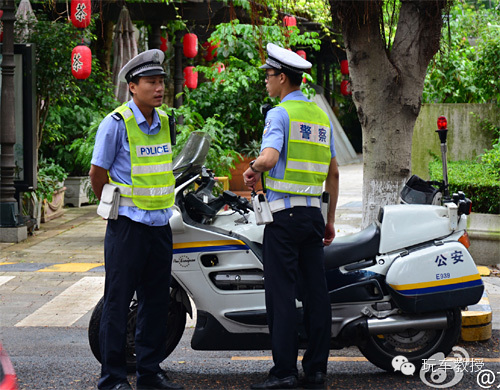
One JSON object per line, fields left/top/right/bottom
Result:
{"left": 91, "top": 100, "right": 173, "bottom": 226}
{"left": 261, "top": 90, "right": 336, "bottom": 205}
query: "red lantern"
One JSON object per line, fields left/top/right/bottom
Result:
{"left": 296, "top": 50, "right": 306, "bottom": 60}
{"left": 183, "top": 66, "right": 198, "bottom": 89}
{"left": 340, "top": 80, "right": 351, "bottom": 96}
{"left": 71, "top": 45, "right": 92, "bottom": 79}
{"left": 202, "top": 41, "right": 219, "bottom": 62}
{"left": 340, "top": 59, "right": 349, "bottom": 75}
{"left": 71, "top": 0, "right": 91, "bottom": 29}
{"left": 284, "top": 15, "right": 297, "bottom": 27}
{"left": 183, "top": 33, "right": 198, "bottom": 58}
{"left": 160, "top": 33, "right": 168, "bottom": 52}
{"left": 0, "top": 10, "right": 3, "bottom": 43}
{"left": 284, "top": 15, "right": 296, "bottom": 37}
{"left": 211, "top": 63, "right": 225, "bottom": 83}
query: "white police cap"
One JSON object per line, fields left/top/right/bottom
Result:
{"left": 260, "top": 43, "right": 312, "bottom": 73}
{"left": 118, "top": 49, "right": 166, "bottom": 83}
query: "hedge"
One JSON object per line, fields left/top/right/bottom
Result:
{"left": 429, "top": 160, "right": 500, "bottom": 214}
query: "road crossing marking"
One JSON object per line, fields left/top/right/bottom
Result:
{"left": 0, "top": 276, "right": 15, "bottom": 286}
{"left": 15, "top": 276, "right": 104, "bottom": 327}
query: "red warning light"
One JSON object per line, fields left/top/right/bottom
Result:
{"left": 437, "top": 116, "right": 447, "bottom": 130}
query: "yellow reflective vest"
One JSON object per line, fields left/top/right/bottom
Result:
{"left": 264, "top": 100, "right": 331, "bottom": 196}
{"left": 109, "top": 104, "right": 175, "bottom": 210}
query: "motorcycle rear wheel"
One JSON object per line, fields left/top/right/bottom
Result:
{"left": 358, "top": 308, "right": 462, "bottom": 372}
{"left": 88, "top": 289, "right": 187, "bottom": 373}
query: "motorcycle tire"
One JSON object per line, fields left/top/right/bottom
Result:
{"left": 358, "top": 308, "right": 462, "bottom": 372}
{"left": 88, "top": 289, "right": 187, "bottom": 373}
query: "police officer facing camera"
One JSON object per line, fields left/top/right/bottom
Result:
{"left": 244, "top": 43, "right": 339, "bottom": 389}
{"left": 90, "top": 50, "right": 182, "bottom": 390}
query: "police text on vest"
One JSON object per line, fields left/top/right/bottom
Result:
{"left": 136, "top": 143, "right": 172, "bottom": 157}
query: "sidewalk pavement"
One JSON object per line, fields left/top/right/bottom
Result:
{"left": 0, "top": 163, "right": 498, "bottom": 331}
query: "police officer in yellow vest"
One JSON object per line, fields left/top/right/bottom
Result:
{"left": 90, "top": 50, "right": 182, "bottom": 390}
{"left": 244, "top": 43, "right": 339, "bottom": 389}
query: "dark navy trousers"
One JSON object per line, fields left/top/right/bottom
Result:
{"left": 98, "top": 216, "right": 173, "bottom": 389}
{"left": 263, "top": 207, "right": 331, "bottom": 379}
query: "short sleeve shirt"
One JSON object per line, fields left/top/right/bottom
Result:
{"left": 261, "top": 90, "right": 336, "bottom": 204}
{"left": 91, "top": 99, "right": 173, "bottom": 226}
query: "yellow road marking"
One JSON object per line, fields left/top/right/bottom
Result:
{"left": 231, "top": 356, "right": 500, "bottom": 362}
{"left": 37, "top": 263, "right": 104, "bottom": 272}
{"left": 477, "top": 266, "right": 491, "bottom": 277}
{"left": 231, "top": 356, "right": 369, "bottom": 362}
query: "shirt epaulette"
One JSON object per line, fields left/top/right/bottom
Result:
{"left": 111, "top": 112, "right": 123, "bottom": 121}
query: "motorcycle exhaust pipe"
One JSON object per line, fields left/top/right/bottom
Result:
{"left": 367, "top": 313, "right": 449, "bottom": 334}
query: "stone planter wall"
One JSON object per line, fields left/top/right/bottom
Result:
{"left": 467, "top": 212, "right": 500, "bottom": 266}
{"left": 64, "top": 176, "right": 90, "bottom": 207}
{"left": 41, "top": 187, "right": 66, "bottom": 223}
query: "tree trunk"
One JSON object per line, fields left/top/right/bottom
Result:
{"left": 331, "top": 0, "right": 447, "bottom": 226}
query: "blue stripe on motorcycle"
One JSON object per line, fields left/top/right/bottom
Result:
{"left": 173, "top": 244, "right": 249, "bottom": 254}
{"left": 396, "top": 279, "right": 483, "bottom": 296}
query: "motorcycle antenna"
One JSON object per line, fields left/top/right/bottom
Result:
{"left": 436, "top": 116, "right": 451, "bottom": 202}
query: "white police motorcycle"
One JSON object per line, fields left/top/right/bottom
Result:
{"left": 89, "top": 121, "right": 483, "bottom": 373}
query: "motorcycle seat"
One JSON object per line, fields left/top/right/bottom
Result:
{"left": 324, "top": 222, "right": 380, "bottom": 270}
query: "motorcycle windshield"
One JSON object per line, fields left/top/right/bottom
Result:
{"left": 173, "top": 131, "right": 212, "bottom": 185}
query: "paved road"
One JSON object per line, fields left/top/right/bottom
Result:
{"left": 2, "top": 323, "right": 499, "bottom": 390}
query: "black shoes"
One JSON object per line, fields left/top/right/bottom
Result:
{"left": 137, "top": 371, "right": 184, "bottom": 390}
{"left": 299, "top": 372, "right": 326, "bottom": 389}
{"left": 109, "top": 382, "right": 132, "bottom": 390}
{"left": 251, "top": 375, "right": 299, "bottom": 389}
{"left": 250, "top": 372, "right": 326, "bottom": 389}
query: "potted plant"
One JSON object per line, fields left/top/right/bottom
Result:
{"left": 229, "top": 140, "right": 260, "bottom": 192}
{"left": 64, "top": 120, "right": 101, "bottom": 207}
{"left": 35, "top": 158, "right": 68, "bottom": 223}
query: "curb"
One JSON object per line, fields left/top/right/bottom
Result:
{"left": 460, "top": 266, "right": 493, "bottom": 342}
{"left": 461, "top": 291, "right": 492, "bottom": 342}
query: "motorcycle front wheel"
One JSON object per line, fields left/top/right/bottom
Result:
{"left": 88, "top": 289, "right": 187, "bottom": 373}
{"left": 358, "top": 308, "right": 462, "bottom": 372}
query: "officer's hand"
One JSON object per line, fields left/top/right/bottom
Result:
{"left": 243, "top": 168, "right": 260, "bottom": 191}
{"left": 323, "top": 223, "right": 335, "bottom": 246}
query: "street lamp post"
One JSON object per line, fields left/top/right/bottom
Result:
{"left": 0, "top": 0, "right": 27, "bottom": 241}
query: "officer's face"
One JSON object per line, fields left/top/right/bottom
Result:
{"left": 130, "top": 75, "right": 165, "bottom": 110}
{"left": 265, "top": 70, "right": 282, "bottom": 98}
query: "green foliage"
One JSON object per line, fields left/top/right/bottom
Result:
{"left": 34, "top": 158, "right": 68, "bottom": 203}
{"left": 184, "top": 19, "right": 320, "bottom": 151}
{"left": 170, "top": 102, "right": 240, "bottom": 178}
{"left": 478, "top": 122, "right": 500, "bottom": 176}
{"left": 424, "top": 2, "right": 500, "bottom": 103}
{"left": 240, "top": 139, "right": 262, "bottom": 158}
{"left": 18, "top": 14, "right": 117, "bottom": 175}
{"left": 429, "top": 159, "right": 499, "bottom": 214}
{"left": 68, "top": 118, "right": 101, "bottom": 177}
